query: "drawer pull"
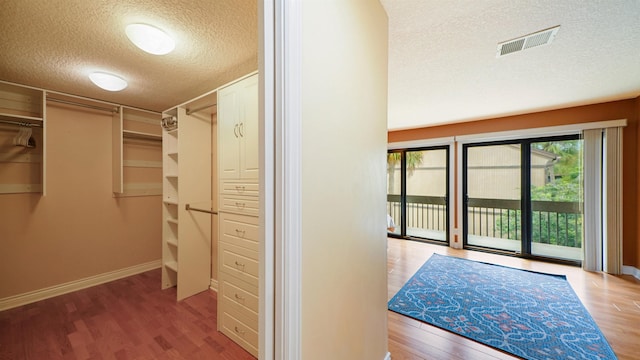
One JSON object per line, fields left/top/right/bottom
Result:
{"left": 235, "top": 228, "right": 246, "bottom": 237}
{"left": 235, "top": 185, "right": 246, "bottom": 193}
{"left": 235, "top": 202, "right": 246, "bottom": 209}
{"left": 234, "top": 260, "right": 245, "bottom": 268}
{"left": 234, "top": 293, "right": 245, "bottom": 301}
{"left": 234, "top": 326, "right": 245, "bottom": 335}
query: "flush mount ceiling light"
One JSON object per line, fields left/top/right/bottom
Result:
{"left": 89, "top": 72, "right": 128, "bottom": 91}
{"left": 125, "top": 23, "right": 175, "bottom": 55}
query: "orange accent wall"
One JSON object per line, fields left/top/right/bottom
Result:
{"left": 389, "top": 98, "right": 640, "bottom": 268}
{"left": 0, "top": 104, "right": 161, "bottom": 299}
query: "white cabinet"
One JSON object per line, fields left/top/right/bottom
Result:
{"left": 161, "top": 104, "right": 213, "bottom": 301}
{"left": 218, "top": 74, "right": 259, "bottom": 180}
{"left": 217, "top": 73, "right": 260, "bottom": 357}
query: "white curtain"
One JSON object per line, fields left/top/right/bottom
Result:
{"left": 582, "top": 127, "right": 623, "bottom": 273}
{"left": 583, "top": 129, "right": 603, "bottom": 271}
{"left": 603, "top": 127, "right": 623, "bottom": 274}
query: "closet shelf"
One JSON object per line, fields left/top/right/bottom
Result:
{"left": 167, "top": 152, "right": 178, "bottom": 157}
{"left": 167, "top": 218, "right": 178, "bottom": 225}
{"left": 166, "top": 238, "right": 178, "bottom": 247}
{"left": 165, "top": 174, "right": 178, "bottom": 179}
{"left": 0, "top": 113, "right": 43, "bottom": 124}
{"left": 163, "top": 200, "right": 178, "bottom": 206}
{"left": 123, "top": 130, "right": 162, "bottom": 141}
{"left": 165, "top": 261, "right": 178, "bottom": 272}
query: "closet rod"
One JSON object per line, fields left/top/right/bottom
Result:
{"left": 47, "top": 98, "right": 119, "bottom": 113}
{"left": 0, "top": 119, "right": 43, "bottom": 128}
{"left": 185, "top": 203, "right": 218, "bottom": 215}
{"left": 186, "top": 103, "right": 216, "bottom": 115}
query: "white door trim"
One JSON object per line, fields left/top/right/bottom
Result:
{"left": 263, "top": 1, "right": 303, "bottom": 359}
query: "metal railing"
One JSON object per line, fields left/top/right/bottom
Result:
{"left": 387, "top": 195, "right": 583, "bottom": 248}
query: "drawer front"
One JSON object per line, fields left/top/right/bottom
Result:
{"left": 220, "top": 242, "right": 258, "bottom": 286}
{"left": 220, "top": 195, "right": 259, "bottom": 216}
{"left": 222, "top": 276, "right": 259, "bottom": 314}
{"left": 221, "top": 181, "right": 259, "bottom": 197}
{"left": 220, "top": 213, "right": 259, "bottom": 251}
{"left": 220, "top": 311, "right": 258, "bottom": 356}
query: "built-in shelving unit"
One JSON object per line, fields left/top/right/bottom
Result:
{"left": 112, "top": 106, "right": 162, "bottom": 197}
{"left": 216, "top": 73, "right": 259, "bottom": 357}
{"left": 0, "top": 81, "right": 46, "bottom": 195}
{"left": 161, "top": 100, "right": 213, "bottom": 301}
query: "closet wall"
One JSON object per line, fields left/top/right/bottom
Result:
{"left": 0, "top": 103, "right": 161, "bottom": 301}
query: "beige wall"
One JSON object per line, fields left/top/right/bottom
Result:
{"left": 301, "top": 1, "right": 389, "bottom": 359}
{"left": 389, "top": 97, "right": 640, "bottom": 267}
{"left": 0, "top": 103, "right": 161, "bottom": 299}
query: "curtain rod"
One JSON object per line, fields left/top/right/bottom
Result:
{"left": 47, "top": 97, "right": 119, "bottom": 113}
{"left": 186, "top": 103, "right": 216, "bottom": 115}
{"left": 0, "top": 119, "right": 43, "bottom": 128}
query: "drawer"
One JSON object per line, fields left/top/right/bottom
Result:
{"left": 220, "top": 311, "right": 258, "bottom": 356}
{"left": 221, "top": 181, "right": 259, "bottom": 197}
{"left": 220, "top": 213, "right": 259, "bottom": 251}
{"left": 220, "top": 279, "right": 258, "bottom": 320}
{"left": 219, "top": 242, "right": 258, "bottom": 286}
{"left": 220, "top": 195, "right": 259, "bottom": 216}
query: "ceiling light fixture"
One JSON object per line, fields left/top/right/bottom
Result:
{"left": 125, "top": 23, "right": 175, "bottom": 55}
{"left": 89, "top": 72, "right": 128, "bottom": 91}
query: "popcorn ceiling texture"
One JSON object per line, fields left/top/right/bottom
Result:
{"left": 0, "top": 0, "right": 257, "bottom": 112}
{"left": 380, "top": 0, "right": 640, "bottom": 129}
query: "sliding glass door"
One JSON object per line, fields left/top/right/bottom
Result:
{"left": 465, "top": 143, "right": 522, "bottom": 253}
{"left": 387, "top": 147, "right": 449, "bottom": 243}
{"left": 463, "top": 136, "right": 583, "bottom": 263}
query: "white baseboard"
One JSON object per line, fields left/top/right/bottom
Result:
{"left": 622, "top": 265, "right": 640, "bottom": 280}
{"left": 209, "top": 278, "right": 218, "bottom": 292}
{"left": 0, "top": 260, "right": 161, "bottom": 311}
{"left": 384, "top": 351, "right": 391, "bottom": 360}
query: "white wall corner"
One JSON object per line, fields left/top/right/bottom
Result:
{"left": 209, "top": 279, "right": 218, "bottom": 292}
{"left": 384, "top": 352, "right": 392, "bottom": 360}
{"left": 622, "top": 265, "right": 640, "bottom": 280}
{"left": 0, "top": 259, "right": 161, "bottom": 311}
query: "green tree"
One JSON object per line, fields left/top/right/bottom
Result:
{"left": 387, "top": 151, "right": 424, "bottom": 193}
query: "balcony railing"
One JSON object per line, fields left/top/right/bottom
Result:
{"left": 387, "top": 195, "right": 582, "bottom": 248}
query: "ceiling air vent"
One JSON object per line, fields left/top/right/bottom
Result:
{"left": 497, "top": 25, "right": 560, "bottom": 57}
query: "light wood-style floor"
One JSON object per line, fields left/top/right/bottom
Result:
{"left": 387, "top": 237, "right": 640, "bottom": 360}
{"left": 0, "top": 270, "right": 255, "bottom": 360}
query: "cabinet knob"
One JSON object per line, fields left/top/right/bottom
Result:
{"left": 233, "top": 124, "right": 239, "bottom": 138}
{"left": 235, "top": 202, "right": 246, "bottom": 209}
{"left": 235, "top": 185, "right": 245, "bottom": 193}
{"left": 235, "top": 228, "right": 246, "bottom": 237}
{"left": 238, "top": 122, "right": 244, "bottom": 137}
{"left": 234, "top": 293, "right": 245, "bottom": 301}
{"left": 234, "top": 326, "right": 245, "bottom": 335}
{"left": 234, "top": 260, "right": 245, "bottom": 268}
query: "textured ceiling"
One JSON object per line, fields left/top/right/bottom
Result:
{"left": 381, "top": 0, "right": 640, "bottom": 130}
{"left": 0, "top": 0, "right": 257, "bottom": 112}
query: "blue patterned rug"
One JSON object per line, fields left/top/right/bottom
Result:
{"left": 388, "top": 254, "right": 617, "bottom": 360}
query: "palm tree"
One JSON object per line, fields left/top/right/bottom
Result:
{"left": 387, "top": 151, "right": 424, "bottom": 193}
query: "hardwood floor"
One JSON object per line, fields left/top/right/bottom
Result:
{"left": 387, "top": 237, "right": 640, "bottom": 360}
{"left": 0, "top": 269, "right": 255, "bottom": 360}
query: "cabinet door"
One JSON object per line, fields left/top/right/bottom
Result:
{"left": 218, "top": 86, "right": 241, "bottom": 179}
{"left": 239, "top": 74, "right": 259, "bottom": 179}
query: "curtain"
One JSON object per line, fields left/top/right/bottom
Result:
{"left": 604, "top": 127, "right": 623, "bottom": 274}
{"left": 582, "top": 129, "right": 603, "bottom": 271}
{"left": 582, "top": 127, "right": 623, "bottom": 273}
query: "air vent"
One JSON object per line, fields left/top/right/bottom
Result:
{"left": 497, "top": 26, "right": 560, "bottom": 57}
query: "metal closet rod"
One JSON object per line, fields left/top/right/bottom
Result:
{"left": 0, "top": 119, "right": 43, "bottom": 127}
{"left": 47, "top": 97, "right": 119, "bottom": 113}
{"left": 185, "top": 203, "right": 218, "bottom": 215}
{"left": 186, "top": 103, "right": 216, "bottom": 115}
